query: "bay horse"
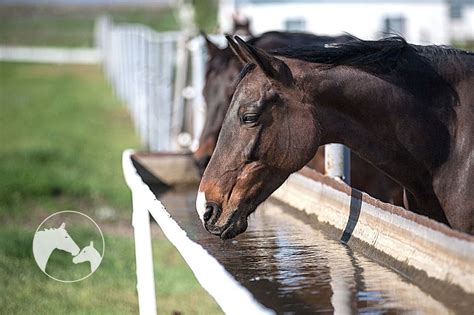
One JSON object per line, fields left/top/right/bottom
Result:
{"left": 194, "top": 32, "right": 403, "bottom": 205}
{"left": 197, "top": 35, "right": 474, "bottom": 238}
{"left": 195, "top": 31, "right": 352, "bottom": 171}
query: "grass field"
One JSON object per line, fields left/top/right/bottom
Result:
{"left": 0, "top": 62, "right": 222, "bottom": 314}
{"left": 0, "top": 5, "right": 179, "bottom": 47}
{"left": 0, "top": 2, "right": 218, "bottom": 47}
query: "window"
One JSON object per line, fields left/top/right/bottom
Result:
{"left": 285, "top": 18, "right": 306, "bottom": 32}
{"left": 384, "top": 16, "right": 406, "bottom": 37}
{"left": 450, "top": 3, "right": 464, "bottom": 19}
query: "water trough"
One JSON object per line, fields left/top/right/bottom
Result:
{"left": 123, "top": 149, "right": 474, "bottom": 314}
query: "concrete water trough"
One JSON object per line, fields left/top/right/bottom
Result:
{"left": 124, "top": 150, "right": 474, "bottom": 314}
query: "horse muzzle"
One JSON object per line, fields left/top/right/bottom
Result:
{"left": 202, "top": 202, "right": 248, "bottom": 239}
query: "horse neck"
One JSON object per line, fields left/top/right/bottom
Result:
{"left": 87, "top": 248, "right": 101, "bottom": 270}
{"left": 298, "top": 62, "right": 444, "bottom": 193}
{"left": 33, "top": 230, "right": 58, "bottom": 269}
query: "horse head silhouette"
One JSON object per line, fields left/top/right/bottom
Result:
{"left": 33, "top": 222, "right": 80, "bottom": 272}
{"left": 73, "top": 241, "right": 102, "bottom": 273}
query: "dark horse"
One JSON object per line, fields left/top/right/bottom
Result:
{"left": 197, "top": 35, "right": 474, "bottom": 239}
{"left": 195, "top": 32, "right": 403, "bottom": 205}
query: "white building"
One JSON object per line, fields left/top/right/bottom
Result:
{"left": 449, "top": 0, "right": 474, "bottom": 42}
{"left": 219, "top": 0, "right": 466, "bottom": 45}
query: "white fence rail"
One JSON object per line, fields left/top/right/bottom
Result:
{"left": 0, "top": 46, "right": 100, "bottom": 64}
{"left": 123, "top": 150, "right": 273, "bottom": 315}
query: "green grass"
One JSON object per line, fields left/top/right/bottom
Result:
{"left": 0, "top": 5, "right": 180, "bottom": 47}
{"left": 0, "top": 3, "right": 219, "bottom": 47}
{"left": 0, "top": 62, "right": 222, "bottom": 314}
{"left": 453, "top": 40, "right": 474, "bottom": 52}
{"left": 194, "top": 0, "right": 219, "bottom": 33}
{"left": 0, "top": 62, "right": 137, "bottom": 221}
{"left": 0, "top": 227, "right": 221, "bottom": 314}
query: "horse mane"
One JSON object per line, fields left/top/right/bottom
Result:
{"left": 270, "top": 35, "right": 473, "bottom": 73}
{"left": 39, "top": 228, "right": 55, "bottom": 232}
{"left": 37, "top": 226, "right": 65, "bottom": 234}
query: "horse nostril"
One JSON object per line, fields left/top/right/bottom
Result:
{"left": 203, "top": 202, "right": 221, "bottom": 224}
{"left": 204, "top": 205, "right": 213, "bottom": 222}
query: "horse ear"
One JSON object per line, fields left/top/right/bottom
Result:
{"left": 60, "top": 222, "right": 65, "bottom": 229}
{"left": 90, "top": 241, "right": 93, "bottom": 247}
{"left": 225, "top": 34, "right": 250, "bottom": 65}
{"left": 234, "top": 36, "right": 294, "bottom": 86}
{"left": 201, "top": 31, "right": 220, "bottom": 59}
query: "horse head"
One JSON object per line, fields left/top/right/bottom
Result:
{"left": 55, "top": 222, "right": 80, "bottom": 256}
{"left": 193, "top": 33, "right": 242, "bottom": 175}
{"left": 196, "top": 36, "right": 320, "bottom": 239}
{"left": 73, "top": 241, "right": 94, "bottom": 264}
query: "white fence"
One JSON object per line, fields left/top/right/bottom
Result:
{"left": 95, "top": 16, "right": 207, "bottom": 152}
{"left": 123, "top": 150, "right": 273, "bottom": 315}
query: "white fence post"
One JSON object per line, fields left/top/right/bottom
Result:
{"left": 325, "top": 144, "right": 351, "bottom": 185}
{"left": 171, "top": 34, "right": 189, "bottom": 150}
{"left": 157, "top": 33, "right": 175, "bottom": 151}
{"left": 188, "top": 37, "right": 207, "bottom": 151}
{"left": 146, "top": 36, "right": 157, "bottom": 151}
{"left": 131, "top": 190, "right": 157, "bottom": 315}
{"left": 137, "top": 29, "right": 148, "bottom": 148}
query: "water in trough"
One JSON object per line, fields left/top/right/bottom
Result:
{"left": 153, "top": 186, "right": 466, "bottom": 314}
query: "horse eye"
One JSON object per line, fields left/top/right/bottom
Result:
{"left": 242, "top": 113, "right": 259, "bottom": 124}
{"left": 65, "top": 236, "right": 68, "bottom": 238}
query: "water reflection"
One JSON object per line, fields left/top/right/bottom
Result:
{"left": 156, "top": 187, "right": 452, "bottom": 314}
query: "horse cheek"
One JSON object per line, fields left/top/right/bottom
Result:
{"left": 293, "top": 110, "right": 320, "bottom": 171}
